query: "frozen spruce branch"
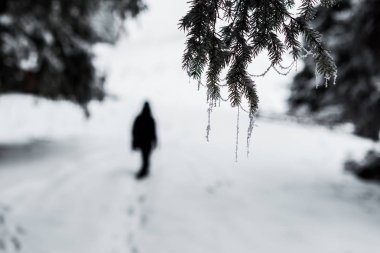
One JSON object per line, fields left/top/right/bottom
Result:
{"left": 179, "top": 0, "right": 337, "bottom": 156}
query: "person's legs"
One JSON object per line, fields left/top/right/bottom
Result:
{"left": 136, "top": 148, "right": 151, "bottom": 179}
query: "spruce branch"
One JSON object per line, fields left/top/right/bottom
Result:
{"left": 180, "top": 0, "right": 337, "bottom": 152}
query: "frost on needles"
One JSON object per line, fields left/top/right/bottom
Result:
{"left": 179, "top": 0, "right": 338, "bottom": 157}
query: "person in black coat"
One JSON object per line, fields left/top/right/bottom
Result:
{"left": 132, "top": 102, "right": 157, "bottom": 179}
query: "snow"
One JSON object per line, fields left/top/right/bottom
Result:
{"left": 1, "top": 0, "right": 380, "bottom": 252}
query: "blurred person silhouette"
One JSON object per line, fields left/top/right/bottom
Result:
{"left": 132, "top": 101, "right": 157, "bottom": 180}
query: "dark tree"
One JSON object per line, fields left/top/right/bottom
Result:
{"left": 288, "top": 0, "right": 380, "bottom": 181}
{"left": 0, "top": 0, "right": 145, "bottom": 115}
{"left": 289, "top": 0, "right": 380, "bottom": 140}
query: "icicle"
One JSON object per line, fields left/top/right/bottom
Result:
{"left": 198, "top": 79, "right": 201, "bottom": 91}
{"left": 246, "top": 111, "right": 255, "bottom": 157}
{"left": 323, "top": 70, "right": 338, "bottom": 87}
{"left": 205, "top": 100, "right": 213, "bottom": 142}
{"left": 235, "top": 106, "right": 240, "bottom": 162}
{"left": 332, "top": 71, "right": 338, "bottom": 85}
{"left": 324, "top": 75, "right": 329, "bottom": 88}
{"left": 314, "top": 67, "right": 319, "bottom": 89}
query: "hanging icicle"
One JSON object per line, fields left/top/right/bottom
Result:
{"left": 247, "top": 111, "right": 255, "bottom": 157}
{"left": 235, "top": 106, "right": 240, "bottom": 162}
{"left": 205, "top": 100, "right": 213, "bottom": 142}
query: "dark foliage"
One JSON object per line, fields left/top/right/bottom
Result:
{"left": 180, "top": 0, "right": 337, "bottom": 120}
{"left": 0, "top": 0, "right": 146, "bottom": 115}
{"left": 289, "top": 0, "right": 380, "bottom": 141}
{"left": 289, "top": 0, "right": 380, "bottom": 181}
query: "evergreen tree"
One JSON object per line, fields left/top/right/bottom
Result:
{"left": 0, "top": 0, "right": 145, "bottom": 116}
{"left": 288, "top": 0, "right": 380, "bottom": 180}
{"left": 180, "top": 0, "right": 338, "bottom": 135}
{"left": 289, "top": 0, "right": 380, "bottom": 140}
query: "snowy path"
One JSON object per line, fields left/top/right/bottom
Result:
{"left": 1, "top": 109, "right": 380, "bottom": 253}
{"left": 0, "top": 138, "right": 137, "bottom": 253}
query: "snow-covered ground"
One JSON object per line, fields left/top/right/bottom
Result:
{"left": 1, "top": 0, "right": 380, "bottom": 252}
